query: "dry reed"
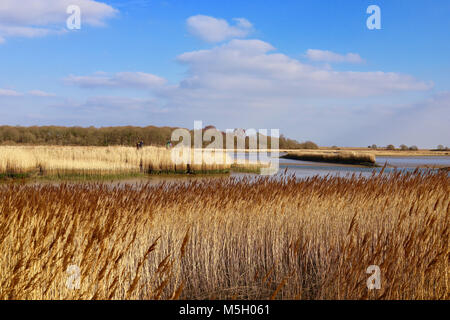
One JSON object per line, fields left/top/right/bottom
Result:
{"left": 0, "top": 170, "right": 448, "bottom": 300}
{"left": 0, "top": 146, "right": 244, "bottom": 177}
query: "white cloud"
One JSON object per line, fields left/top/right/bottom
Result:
{"left": 306, "top": 49, "right": 364, "bottom": 64}
{"left": 0, "top": 0, "right": 117, "bottom": 43}
{"left": 64, "top": 72, "right": 167, "bottom": 89}
{"left": 174, "top": 39, "right": 431, "bottom": 100}
{"left": 65, "top": 39, "right": 432, "bottom": 115}
{"left": 0, "top": 88, "right": 22, "bottom": 96}
{"left": 186, "top": 15, "right": 253, "bottom": 43}
{"left": 29, "top": 90, "right": 56, "bottom": 97}
{"left": 65, "top": 39, "right": 432, "bottom": 102}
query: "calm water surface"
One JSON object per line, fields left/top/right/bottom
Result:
{"left": 230, "top": 152, "right": 450, "bottom": 179}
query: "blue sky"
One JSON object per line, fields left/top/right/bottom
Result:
{"left": 0, "top": 0, "right": 449, "bottom": 147}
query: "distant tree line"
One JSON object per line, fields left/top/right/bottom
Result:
{"left": 0, "top": 125, "right": 318, "bottom": 149}
{"left": 0, "top": 125, "right": 177, "bottom": 147}
{"left": 368, "top": 144, "right": 449, "bottom": 151}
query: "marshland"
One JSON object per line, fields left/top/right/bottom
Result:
{"left": 0, "top": 144, "right": 448, "bottom": 300}
{"left": 2, "top": 145, "right": 448, "bottom": 182}
{"left": 2, "top": 0, "right": 449, "bottom": 304}
{"left": 0, "top": 170, "right": 448, "bottom": 300}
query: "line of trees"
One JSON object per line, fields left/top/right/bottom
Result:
{"left": 0, "top": 125, "right": 176, "bottom": 147}
{"left": 369, "top": 144, "right": 449, "bottom": 151}
{"left": 0, "top": 125, "right": 318, "bottom": 149}
{"left": 370, "top": 144, "right": 419, "bottom": 150}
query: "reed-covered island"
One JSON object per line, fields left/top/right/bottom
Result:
{"left": 281, "top": 150, "right": 377, "bottom": 166}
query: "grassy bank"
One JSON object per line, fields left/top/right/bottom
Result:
{"left": 281, "top": 151, "right": 377, "bottom": 166}
{"left": 0, "top": 171, "right": 447, "bottom": 300}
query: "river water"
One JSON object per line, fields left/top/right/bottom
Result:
{"left": 230, "top": 152, "right": 450, "bottom": 179}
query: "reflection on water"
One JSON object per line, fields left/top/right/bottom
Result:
{"left": 274, "top": 163, "right": 420, "bottom": 179}
{"left": 377, "top": 156, "right": 450, "bottom": 167}
{"left": 229, "top": 152, "right": 450, "bottom": 179}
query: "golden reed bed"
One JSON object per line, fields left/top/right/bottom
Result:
{"left": 0, "top": 146, "right": 238, "bottom": 176}
{"left": 0, "top": 170, "right": 448, "bottom": 300}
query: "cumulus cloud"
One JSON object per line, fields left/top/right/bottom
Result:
{"left": 65, "top": 39, "right": 432, "bottom": 103}
{"left": 64, "top": 72, "right": 167, "bottom": 89}
{"left": 0, "top": 88, "right": 22, "bottom": 96}
{"left": 174, "top": 39, "right": 431, "bottom": 99}
{"left": 65, "top": 39, "right": 432, "bottom": 113}
{"left": 187, "top": 15, "right": 253, "bottom": 43}
{"left": 305, "top": 49, "right": 364, "bottom": 64}
{"left": 0, "top": 0, "right": 117, "bottom": 43}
